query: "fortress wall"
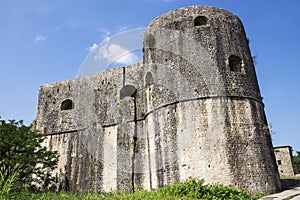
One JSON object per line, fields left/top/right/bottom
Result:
{"left": 41, "top": 94, "right": 281, "bottom": 193}
{"left": 146, "top": 96, "right": 280, "bottom": 193}
{"left": 42, "top": 129, "right": 105, "bottom": 191}
{"left": 36, "top": 66, "right": 132, "bottom": 192}
{"left": 36, "top": 6, "right": 281, "bottom": 195}
{"left": 102, "top": 126, "right": 118, "bottom": 191}
{"left": 142, "top": 97, "right": 234, "bottom": 188}
{"left": 224, "top": 98, "right": 281, "bottom": 193}
{"left": 142, "top": 6, "right": 281, "bottom": 194}
{"left": 36, "top": 66, "right": 125, "bottom": 134}
{"left": 159, "top": 98, "right": 231, "bottom": 185}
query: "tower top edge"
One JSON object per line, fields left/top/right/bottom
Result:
{"left": 147, "top": 5, "right": 242, "bottom": 28}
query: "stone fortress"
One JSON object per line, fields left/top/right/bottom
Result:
{"left": 274, "top": 146, "right": 296, "bottom": 178}
{"left": 36, "top": 6, "right": 282, "bottom": 194}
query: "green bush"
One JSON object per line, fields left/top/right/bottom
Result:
{"left": 0, "top": 119, "right": 59, "bottom": 194}
{"left": 10, "top": 178, "right": 264, "bottom": 200}
{"left": 294, "top": 151, "right": 300, "bottom": 174}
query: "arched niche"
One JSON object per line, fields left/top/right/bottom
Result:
{"left": 61, "top": 99, "right": 74, "bottom": 110}
{"left": 194, "top": 16, "right": 209, "bottom": 26}
{"left": 229, "top": 55, "right": 242, "bottom": 72}
{"left": 145, "top": 71, "right": 153, "bottom": 86}
{"left": 120, "top": 85, "right": 137, "bottom": 99}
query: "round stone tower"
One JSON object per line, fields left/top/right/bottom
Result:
{"left": 142, "top": 6, "right": 281, "bottom": 194}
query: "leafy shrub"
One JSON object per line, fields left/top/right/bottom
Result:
{"left": 294, "top": 151, "right": 300, "bottom": 174}
{"left": 10, "top": 178, "right": 264, "bottom": 200}
{"left": 0, "top": 119, "right": 59, "bottom": 193}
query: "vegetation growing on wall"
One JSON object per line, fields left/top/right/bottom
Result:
{"left": 144, "top": 33, "right": 155, "bottom": 48}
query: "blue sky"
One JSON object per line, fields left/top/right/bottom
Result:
{"left": 0, "top": 0, "right": 299, "bottom": 152}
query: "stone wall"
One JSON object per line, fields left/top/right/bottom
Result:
{"left": 274, "top": 146, "right": 296, "bottom": 178}
{"left": 36, "top": 6, "right": 281, "bottom": 194}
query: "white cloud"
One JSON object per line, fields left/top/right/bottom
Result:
{"left": 94, "top": 42, "right": 139, "bottom": 65}
{"left": 103, "top": 37, "right": 110, "bottom": 42}
{"left": 87, "top": 37, "right": 110, "bottom": 52}
{"left": 35, "top": 35, "right": 45, "bottom": 42}
{"left": 88, "top": 43, "right": 99, "bottom": 52}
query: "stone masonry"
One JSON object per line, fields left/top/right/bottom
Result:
{"left": 274, "top": 146, "right": 296, "bottom": 178}
{"left": 36, "top": 6, "right": 282, "bottom": 194}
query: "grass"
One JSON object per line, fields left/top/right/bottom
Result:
{"left": 0, "top": 165, "right": 20, "bottom": 199}
{"left": 2, "top": 178, "right": 264, "bottom": 200}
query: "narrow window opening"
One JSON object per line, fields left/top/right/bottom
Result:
{"left": 120, "top": 85, "right": 136, "bottom": 99}
{"left": 277, "top": 160, "right": 282, "bottom": 165}
{"left": 229, "top": 55, "right": 242, "bottom": 72}
{"left": 61, "top": 99, "right": 74, "bottom": 110}
{"left": 145, "top": 71, "right": 153, "bottom": 86}
{"left": 194, "top": 16, "right": 208, "bottom": 26}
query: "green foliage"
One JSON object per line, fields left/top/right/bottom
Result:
{"left": 293, "top": 151, "right": 300, "bottom": 174}
{"left": 50, "top": 97, "right": 56, "bottom": 104}
{"left": 0, "top": 118, "right": 59, "bottom": 195}
{"left": 263, "top": 123, "right": 275, "bottom": 137}
{"left": 0, "top": 164, "right": 19, "bottom": 199}
{"left": 10, "top": 178, "right": 264, "bottom": 200}
{"left": 140, "top": 111, "right": 145, "bottom": 118}
{"left": 46, "top": 93, "right": 52, "bottom": 98}
{"left": 154, "top": 178, "right": 262, "bottom": 200}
